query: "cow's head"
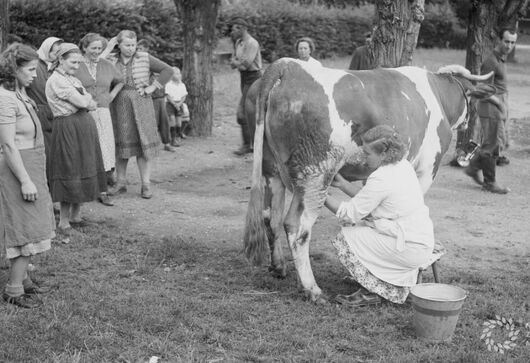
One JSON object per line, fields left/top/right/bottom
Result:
{"left": 437, "top": 65, "right": 497, "bottom": 131}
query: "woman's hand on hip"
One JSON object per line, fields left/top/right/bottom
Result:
{"left": 142, "top": 85, "right": 157, "bottom": 96}
{"left": 21, "top": 180, "right": 38, "bottom": 202}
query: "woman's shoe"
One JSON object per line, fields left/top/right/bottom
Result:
{"left": 24, "top": 281, "right": 53, "bottom": 295}
{"left": 98, "top": 193, "right": 114, "bottom": 206}
{"left": 141, "top": 185, "right": 153, "bottom": 199}
{"left": 2, "top": 293, "right": 42, "bottom": 309}
{"left": 108, "top": 185, "right": 127, "bottom": 196}
{"left": 335, "top": 291, "right": 381, "bottom": 307}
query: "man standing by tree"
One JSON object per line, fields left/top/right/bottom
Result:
{"left": 230, "top": 18, "right": 262, "bottom": 156}
{"left": 348, "top": 31, "right": 373, "bottom": 70}
{"left": 464, "top": 28, "right": 517, "bottom": 194}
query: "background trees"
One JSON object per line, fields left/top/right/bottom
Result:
{"left": 174, "top": 0, "right": 220, "bottom": 137}
{"left": 0, "top": 0, "right": 9, "bottom": 51}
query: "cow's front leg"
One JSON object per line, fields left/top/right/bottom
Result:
{"left": 284, "top": 189, "right": 327, "bottom": 304}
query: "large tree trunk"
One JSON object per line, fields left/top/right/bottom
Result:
{"left": 0, "top": 0, "right": 9, "bottom": 51}
{"left": 456, "top": 0, "right": 528, "bottom": 151}
{"left": 174, "top": 0, "right": 220, "bottom": 137}
{"left": 371, "top": 0, "right": 425, "bottom": 68}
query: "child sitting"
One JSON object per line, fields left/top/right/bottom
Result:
{"left": 165, "top": 67, "right": 190, "bottom": 145}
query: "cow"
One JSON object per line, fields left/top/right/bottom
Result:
{"left": 243, "top": 58, "right": 495, "bottom": 303}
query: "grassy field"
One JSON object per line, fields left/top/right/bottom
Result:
{"left": 1, "top": 49, "right": 530, "bottom": 362}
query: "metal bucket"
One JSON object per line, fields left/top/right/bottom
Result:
{"left": 410, "top": 283, "right": 467, "bottom": 342}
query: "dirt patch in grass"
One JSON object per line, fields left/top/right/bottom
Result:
{"left": 1, "top": 54, "right": 530, "bottom": 362}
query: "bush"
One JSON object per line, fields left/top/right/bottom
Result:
{"left": 218, "top": 0, "right": 373, "bottom": 61}
{"left": 10, "top": 0, "right": 467, "bottom": 65}
{"left": 418, "top": 2, "right": 467, "bottom": 49}
{"left": 11, "top": 0, "right": 182, "bottom": 64}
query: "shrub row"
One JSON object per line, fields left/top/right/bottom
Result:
{"left": 10, "top": 0, "right": 465, "bottom": 65}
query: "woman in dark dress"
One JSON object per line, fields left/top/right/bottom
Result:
{"left": 45, "top": 43, "right": 107, "bottom": 233}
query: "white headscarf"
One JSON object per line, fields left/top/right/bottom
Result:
{"left": 37, "top": 37, "right": 63, "bottom": 64}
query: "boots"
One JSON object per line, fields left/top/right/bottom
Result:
{"left": 233, "top": 123, "right": 252, "bottom": 156}
{"left": 464, "top": 154, "right": 483, "bottom": 185}
{"left": 482, "top": 156, "right": 509, "bottom": 194}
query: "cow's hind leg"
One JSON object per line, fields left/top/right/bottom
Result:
{"left": 263, "top": 175, "right": 286, "bottom": 278}
{"left": 284, "top": 182, "right": 328, "bottom": 304}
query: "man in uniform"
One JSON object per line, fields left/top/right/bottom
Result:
{"left": 465, "top": 28, "right": 517, "bottom": 194}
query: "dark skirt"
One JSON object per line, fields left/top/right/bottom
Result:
{"left": 50, "top": 110, "right": 107, "bottom": 203}
{"left": 35, "top": 103, "right": 54, "bottom": 186}
{"left": 0, "top": 146, "right": 55, "bottom": 249}
{"left": 153, "top": 97, "right": 170, "bottom": 145}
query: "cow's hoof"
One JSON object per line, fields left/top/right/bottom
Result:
{"left": 268, "top": 265, "right": 287, "bottom": 279}
{"left": 304, "top": 289, "right": 328, "bottom": 305}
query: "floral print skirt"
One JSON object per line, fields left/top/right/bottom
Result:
{"left": 332, "top": 231, "right": 410, "bottom": 304}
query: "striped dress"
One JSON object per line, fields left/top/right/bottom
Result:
{"left": 109, "top": 52, "right": 172, "bottom": 159}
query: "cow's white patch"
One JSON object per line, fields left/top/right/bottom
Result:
{"left": 289, "top": 100, "right": 304, "bottom": 114}
{"left": 394, "top": 67, "right": 443, "bottom": 192}
{"left": 401, "top": 91, "right": 411, "bottom": 101}
{"left": 291, "top": 60, "right": 360, "bottom": 162}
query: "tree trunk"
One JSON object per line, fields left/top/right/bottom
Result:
{"left": 0, "top": 0, "right": 9, "bottom": 51}
{"left": 457, "top": 0, "right": 528, "bottom": 151}
{"left": 371, "top": 0, "right": 425, "bottom": 68}
{"left": 174, "top": 0, "right": 220, "bottom": 137}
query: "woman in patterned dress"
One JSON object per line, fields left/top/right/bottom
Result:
{"left": 325, "top": 125, "right": 435, "bottom": 307}
{"left": 0, "top": 43, "right": 55, "bottom": 308}
{"left": 107, "top": 30, "right": 173, "bottom": 199}
{"left": 75, "top": 33, "right": 124, "bottom": 207}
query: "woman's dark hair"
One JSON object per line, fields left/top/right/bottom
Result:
{"left": 362, "top": 125, "right": 407, "bottom": 165}
{"left": 295, "top": 37, "right": 315, "bottom": 54}
{"left": 136, "top": 39, "right": 151, "bottom": 50}
{"left": 0, "top": 43, "right": 38, "bottom": 91}
{"left": 79, "top": 33, "right": 107, "bottom": 54}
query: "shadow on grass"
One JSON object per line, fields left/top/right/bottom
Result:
{"left": 1, "top": 219, "right": 529, "bottom": 362}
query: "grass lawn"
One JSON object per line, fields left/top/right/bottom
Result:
{"left": 1, "top": 49, "right": 529, "bottom": 362}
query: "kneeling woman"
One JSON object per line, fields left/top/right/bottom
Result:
{"left": 325, "top": 126, "right": 434, "bottom": 306}
{"left": 45, "top": 43, "right": 106, "bottom": 232}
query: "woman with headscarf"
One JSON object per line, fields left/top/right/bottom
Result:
{"left": 45, "top": 43, "right": 107, "bottom": 234}
{"left": 0, "top": 43, "right": 55, "bottom": 308}
{"left": 75, "top": 33, "right": 124, "bottom": 207}
{"left": 26, "top": 36, "right": 63, "bottom": 183}
{"left": 107, "top": 30, "right": 173, "bottom": 199}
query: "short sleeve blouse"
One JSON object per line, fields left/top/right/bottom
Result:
{"left": 0, "top": 87, "right": 37, "bottom": 150}
{"left": 46, "top": 69, "right": 87, "bottom": 117}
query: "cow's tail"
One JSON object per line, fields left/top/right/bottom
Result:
{"left": 243, "top": 60, "right": 288, "bottom": 266}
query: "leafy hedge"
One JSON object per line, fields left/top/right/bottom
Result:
{"left": 10, "top": 0, "right": 465, "bottom": 65}
{"left": 11, "top": 0, "right": 182, "bottom": 65}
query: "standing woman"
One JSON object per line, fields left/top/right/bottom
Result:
{"left": 295, "top": 37, "right": 322, "bottom": 67}
{"left": 75, "top": 33, "right": 124, "bottom": 207}
{"left": 107, "top": 30, "right": 173, "bottom": 199}
{"left": 0, "top": 43, "right": 55, "bottom": 308}
{"left": 46, "top": 43, "right": 107, "bottom": 233}
{"left": 26, "top": 36, "right": 63, "bottom": 183}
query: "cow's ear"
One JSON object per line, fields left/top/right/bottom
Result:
{"left": 468, "top": 84, "right": 497, "bottom": 99}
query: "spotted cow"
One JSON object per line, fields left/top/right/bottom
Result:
{"left": 243, "top": 58, "right": 495, "bottom": 302}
